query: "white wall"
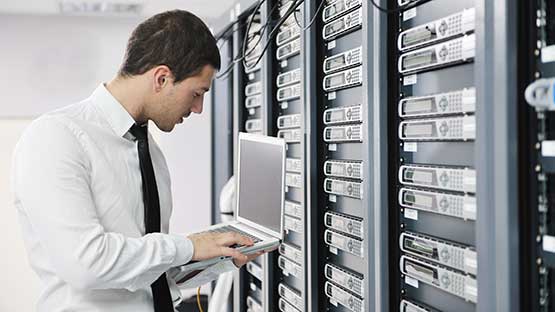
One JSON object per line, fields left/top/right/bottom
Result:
{"left": 0, "top": 13, "right": 213, "bottom": 309}
{"left": 0, "top": 14, "right": 140, "bottom": 117}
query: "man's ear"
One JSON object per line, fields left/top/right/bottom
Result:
{"left": 152, "top": 65, "right": 172, "bottom": 92}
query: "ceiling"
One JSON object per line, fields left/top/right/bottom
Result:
{"left": 0, "top": 0, "right": 234, "bottom": 22}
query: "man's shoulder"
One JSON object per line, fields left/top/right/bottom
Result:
{"left": 20, "top": 99, "right": 94, "bottom": 148}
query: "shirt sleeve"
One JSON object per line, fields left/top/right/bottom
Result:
{"left": 12, "top": 116, "right": 193, "bottom": 291}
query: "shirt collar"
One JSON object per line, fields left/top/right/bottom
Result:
{"left": 90, "top": 83, "right": 137, "bottom": 139}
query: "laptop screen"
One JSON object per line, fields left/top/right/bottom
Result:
{"left": 236, "top": 133, "right": 285, "bottom": 235}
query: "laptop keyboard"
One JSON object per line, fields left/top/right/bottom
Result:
{"left": 207, "top": 225, "right": 262, "bottom": 245}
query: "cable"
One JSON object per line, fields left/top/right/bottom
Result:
{"left": 196, "top": 286, "right": 204, "bottom": 312}
{"left": 302, "top": 0, "right": 326, "bottom": 31}
{"left": 241, "top": 0, "right": 266, "bottom": 63}
{"left": 244, "top": 0, "right": 305, "bottom": 69}
{"left": 368, "top": 0, "right": 433, "bottom": 14}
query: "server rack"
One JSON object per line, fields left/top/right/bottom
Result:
{"left": 520, "top": 0, "right": 555, "bottom": 311}
{"left": 271, "top": 2, "right": 308, "bottom": 312}
{"left": 211, "top": 24, "right": 235, "bottom": 226}
{"left": 308, "top": 1, "right": 378, "bottom": 311}
{"left": 388, "top": 1, "right": 479, "bottom": 311}
{"left": 230, "top": 2, "right": 275, "bottom": 311}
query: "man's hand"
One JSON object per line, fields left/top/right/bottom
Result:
{"left": 187, "top": 231, "right": 256, "bottom": 265}
{"left": 232, "top": 251, "right": 264, "bottom": 268}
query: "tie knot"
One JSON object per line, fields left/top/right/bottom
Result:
{"left": 129, "top": 124, "right": 148, "bottom": 142}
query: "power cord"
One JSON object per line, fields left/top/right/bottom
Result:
{"left": 196, "top": 286, "right": 204, "bottom": 312}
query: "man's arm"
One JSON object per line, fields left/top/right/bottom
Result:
{"left": 12, "top": 116, "right": 252, "bottom": 291}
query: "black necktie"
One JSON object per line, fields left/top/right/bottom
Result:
{"left": 129, "top": 124, "right": 174, "bottom": 312}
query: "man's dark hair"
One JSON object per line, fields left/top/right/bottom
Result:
{"left": 119, "top": 10, "right": 220, "bottom": 83}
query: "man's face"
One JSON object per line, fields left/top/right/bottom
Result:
{"left": 151, "top": 65, "right": 215, "bottom": 132}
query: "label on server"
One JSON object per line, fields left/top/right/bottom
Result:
{"left": 278, "top": 129, "right": 302, "bottom": 143}
{"left": 246, "top": 296, "right": 263, "bottom": 312}
{"left": 400, "top": 231, "right": 477, "bottom": 275}
{"left": 279, "top": 242, "right": 303, "bottom": 264}
{"left": 323, "top": 66, "right": 363, "bottom": 92}
{"left": 284, "top": 215, "right": 303, "bottom": 233}
{"left": 400, "top": 255, "right": 477, "bottom": 303}
{"left": 245, "top": 95, "right": 262, "bottom": 109}
{"left": 286, "top": 172, "right": 303, "bottom": 188}
{"left": 278, "top": 298, "right": 301, "bottom": 312}
{"left": 324, "top": 211, "right": 364, "bottom": 239}
{"left": 278, "top": 114, "right": 302, "bottom": 129}
{"left": 278, "top": 255, "right": 302, "bottom": 277}
{"left": 277, "top": 37, "right": 301, "bottom": 60}
{"left": 400, "top": 299, "right": 441, "bottom": 312}
{"left": 399, "top": 165, "right": 476, "bottom": 193}
{"left": 325, "top": 281, "right": 364, "bottom": 312}
{"left": 245, "top": 119, "right": 262, "bottom": 133}
{"left": 286, "top": 158, "right": 302, "bottom": 173}
{"left": 324, "top": 159, "right": 363, "bottom": 179}
{"left": 398, "top": 8, "right": 476, "bottom": 51}
{"left": 322, "top": 8, "right": 362, "bottom": 41}
{"left": 278, "top": 283, "right": 303, "bottom": 309}
{"left": 324, "top": 178, "right": 363, "bottom": 199}
{"left": 399, "top": 88, "right": 476, "bottom": 118}
{"left": 323, "top": 105, "right": 363, "bottom": 125}
{"left": 325, "top": 263, "right": 364, "bottom": 297}
{"left": 277, "top": 68, "right": 301, "bottom": 88}
{"left": 399, "top": 116, "right": 476, "bottom": 141}
{"left": 322, "top": 0, "right": 363, "bottom": 23}
{"left": 245, "top": 81, "right": 262, "bottom": 97}
{"left": 277, "top": 83, "right": 301, "bottom": 102}
{"left": 398, "top": 34, "right": 475, "bottom": 74}
{"left": 246, "top": 261, "right": 263, "bottom": 280}
{"left": 323, "top": 124, "right": 363, "bottom": 143}
{"left": 399, "top": 187, "right": 477, "bottom": 221}
{"left": 325, "top": 229, "right": 364, "bottom": 257}
{"left": 276, "top": 24, "right": 301, "bottom": 46}
{"left": 323, "top": 46, "right": 363, "bottom": 74}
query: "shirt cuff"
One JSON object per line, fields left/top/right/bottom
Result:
{"left": 169, "top": 234, "right": 194, "bottom": 267}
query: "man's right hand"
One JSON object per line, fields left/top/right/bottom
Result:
{"left": 187, "top": 231, "right": 254, "bottom": 263}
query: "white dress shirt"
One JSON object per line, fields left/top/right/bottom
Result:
{"left": 11, "top": 84, "right": 235, "bottom": 312}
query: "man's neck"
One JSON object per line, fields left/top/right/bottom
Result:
{"left": 105, "top": 76, "right": 149, "bottom": 124}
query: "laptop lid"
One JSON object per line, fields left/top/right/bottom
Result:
{"left": 235, "top": 132, "right": 285, "bottom": 239}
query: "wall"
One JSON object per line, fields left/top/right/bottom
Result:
{"left": 0, "top": 14, "right": 213, "bottom": 310}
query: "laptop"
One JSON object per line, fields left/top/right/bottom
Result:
{"left": 173, "top": 132, "right": 286, "bottom": 279}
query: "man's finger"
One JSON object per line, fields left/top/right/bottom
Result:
{"left": 219, "top": 232, "right": 254, "bottom": 247}
{"left": 220, "top": 246, "right": 248, "bottom": 262}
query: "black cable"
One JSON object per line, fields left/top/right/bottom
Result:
{"left": 302, "top": 0, "right": 326, "bottom": 31}
{"left": 244, "top": 0, "right": 305, "bottom": 69}
{"left": 369, "top": 0, "right": 433, "bottom": 14}
{"left": 241, "top": 0, "right": 266, "bottom": 65}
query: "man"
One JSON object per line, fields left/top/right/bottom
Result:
{"left": 11, "top": 10, "right": 263, "bottom": 312}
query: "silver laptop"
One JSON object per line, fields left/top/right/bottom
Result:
{"left": 173, "top": 132, "right": 285, "bottom": 278}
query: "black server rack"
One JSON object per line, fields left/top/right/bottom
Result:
{"left": 211, "top": 26, "right": 235, "bottom": 226}
{"left": 271, "top": 1, "right": 307, "bottom": 312}
{"left": 521, "top": 0, "right": 555, "bottom": 311}
{"left": 312, "top": 1, "right": 369, "bottom": 311}
{"left": 232, "top": 4, "right": 269, "bottom": 311}
{"left": 388, "top": 1, "right": 478, "bottom": 311}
